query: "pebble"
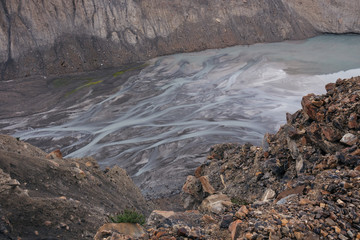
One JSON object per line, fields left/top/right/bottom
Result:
{"left": 340, "top": 133, "right": 357, "bottom": 146}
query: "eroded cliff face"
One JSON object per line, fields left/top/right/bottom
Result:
{"left": 0, "top": 0, "right": 359, "bottom": 80}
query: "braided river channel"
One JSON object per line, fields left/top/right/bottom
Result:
{"left": 1, "top": 35, "right": 360, "bottom": 198}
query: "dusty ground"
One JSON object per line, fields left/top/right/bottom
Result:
{"left": 0, "top": 134, "right": 151, "bottom": 239}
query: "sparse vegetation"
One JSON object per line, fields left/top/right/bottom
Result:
{"left": 64, "top": 80, "right": 103, "bottom": 97}
{"left": 231, "top": 197, "right": 249, "bottom": 206}
{"left": 109, "top": 209, "right": 146, "bottom": 225}
{"left": 112, "top": 63, "right": 149, "bottom": 77}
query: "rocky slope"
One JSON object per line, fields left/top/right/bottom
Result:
{"left": 1, "top": 0, "right": 360, "bottom": 80}
{"left": 94, "top": 76, "right": 360, "bottom": 239}
{"left": 0, "top": 134, "right": 151, "bottom": 239}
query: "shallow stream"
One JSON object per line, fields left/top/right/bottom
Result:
{"left": 2, "top": 35, "right": 360, "bottom": 198}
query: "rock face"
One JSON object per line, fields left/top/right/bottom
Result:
{"left": 0, "top": 134, "right": 151, "bottom": 239}
{"left": 0, "top": 0, "right": 359, "bottom": 80}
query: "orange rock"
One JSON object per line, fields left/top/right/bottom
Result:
{"left": 312, "top": 100, "right": 323, "bottom": 107}
{"left": 348, "top": 113, "right": 359, "bottom": 129}
{"left": 351, "top": 149, "right": 360, "bottom": 156}
{"left": 320, "top": 189, "right": 330, "bottom": 195}
{"left": 239, "top": 205, "right": 249, "bottom": 215}
{"left": 309, "top": 122, "right": 320, "bottom": 134}
{"left": 235, "top": 205, "right": 249, "bottom": 219}
{"left": 301, "top": 94, "right": 317, "bottom": 120}
{"left": 94, "top": 223, "right": 146, "bottom": 240}
{"left": 281, "top": 219, "right": 288, "bottom": 226}
{"left": 325, "top": 83, "right": 335, "bottom": 92}
{"left": 300, "top": 136, "right": 307, "bottom": 145}
{"left": 355, "top": 165, "right": 360, "bottom": 171}
{"left": 44, "top": 221, "right": 52, "bottom": 226}
{"left": 321, "top": 126, "right": 341, "bottom": 142}
{"left": 228, "top": 220, "right": 242, "bottom": 240}
{"left": 245, "top": 232, "right": 253, "bottom": 239}
{"left": 202, "top": 214, "right": 217, "bottom": 224}
{"left": 350, "top": 94, "right": 359, "bottom": 102}
{"left": 299, "top": 198, "right": 313, "bottom": 205}
{"left": 85, "top": 161, "right": 93, "bottom": 167}
{"left": 294, "top": 231, "right": 303, "bottom": 240}
{"left": 199, "top": 175, "right": 216, "bottom": 194}
{"left": 276, "top": 185, "right": 305, "bottom": 202}
{"left": 46, "top": 149, "right": 62, "bottom": 159}
{"left": 156, "top": 231, "right": 168, "bottom": 238}
{"left": 182, "top": 175, "right": 200, "bottom": 195}
{"left": 320, "top": 229, "right": 328, "bottom": 237}
{"left": 316, "top": 112, "right": 325, "bottom": 121}
{"left": 194, "top": 165, "right": 203, "bottom": 178}
{"left": 314, "top": 162, "right": 326, "bottom": 171}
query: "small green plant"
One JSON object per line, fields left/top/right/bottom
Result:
{"left": 110, "top": 209, "right": 145, "bottom": 225}
{"left": 112, "top": 63, "right": 149, "bottom": 77}
{"left": 231, "top": 197, "right": 249, "bottom": 206}
{"left": 64, "top": 80, "right": 103, "bottom": 97}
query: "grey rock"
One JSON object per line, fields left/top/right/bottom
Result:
{"left": 261, "top": 188, "right": 276, "bottom": 202}
{"left": 340, "top": 133, "right": 357, "bottom": 146}
{"left": 199, "top": 193, "right": 232, "bottom": 214}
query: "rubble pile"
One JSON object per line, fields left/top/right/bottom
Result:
{"left": 133, "top": 77, "right": 359, "bottom": 239}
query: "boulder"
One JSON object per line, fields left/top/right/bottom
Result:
{"left": 94, "top": 223, "right": 146, "bottom": 240}
{"left": 199, "top": 194, "right": 232, "bottom": 214}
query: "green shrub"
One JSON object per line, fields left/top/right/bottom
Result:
{"left": 231, "top": 197, "right": 249, "bottom": 206}
{"left": 110, "top": 209, "right": 145, "bottom": 225}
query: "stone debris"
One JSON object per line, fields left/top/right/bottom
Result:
{"left": 46, "top": 149, "right": 63, "bottom": 159}
{"left": 94, "top": 223, "right": 146, "bottom": 240}
{"left": 199, "top": 194, "right": 233, "bottom": 214}
{"left": 136, "top": 77, "right": 360, "bottom": 239}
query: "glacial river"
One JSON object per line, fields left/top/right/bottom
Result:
{"left": 2, "top": 35, "right": 360, "bottom": 198}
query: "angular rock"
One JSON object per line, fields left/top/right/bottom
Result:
{"left": 301, "top": 94, "right": 317, "bottom": 120}
{"left": 181, "top": 175, "right": 203, "bottom": 209}
{"left": 229, "top": 220, "right": 242, "bottom": 240}
{"left": 276, "top": 185, "right": 305, "bottom": 202}
{"left": 45, "top": 149, "right": 63, "bottom": 159}
{"left": 147, "top": 210, "right": 203, "bottom": 229}
{"left": 94, "top": 223, "right": 146, "bottom": 240}
{"left": 321, "top": 126, "right": 341, "bottom": 142}
{"left": 199, "top": 175, "right": 216, "bottom": 194}
{"left": 340, "top": 133, "right": 357, "bottom": 146}
{"left": 199, "top": 194, "right": 232, "bottom": 214}
{"left": 348, "top": 113, "right": 359, "bottom": 129}
{"left": 261, "top": 188, "right": 276, "bottom": 202}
